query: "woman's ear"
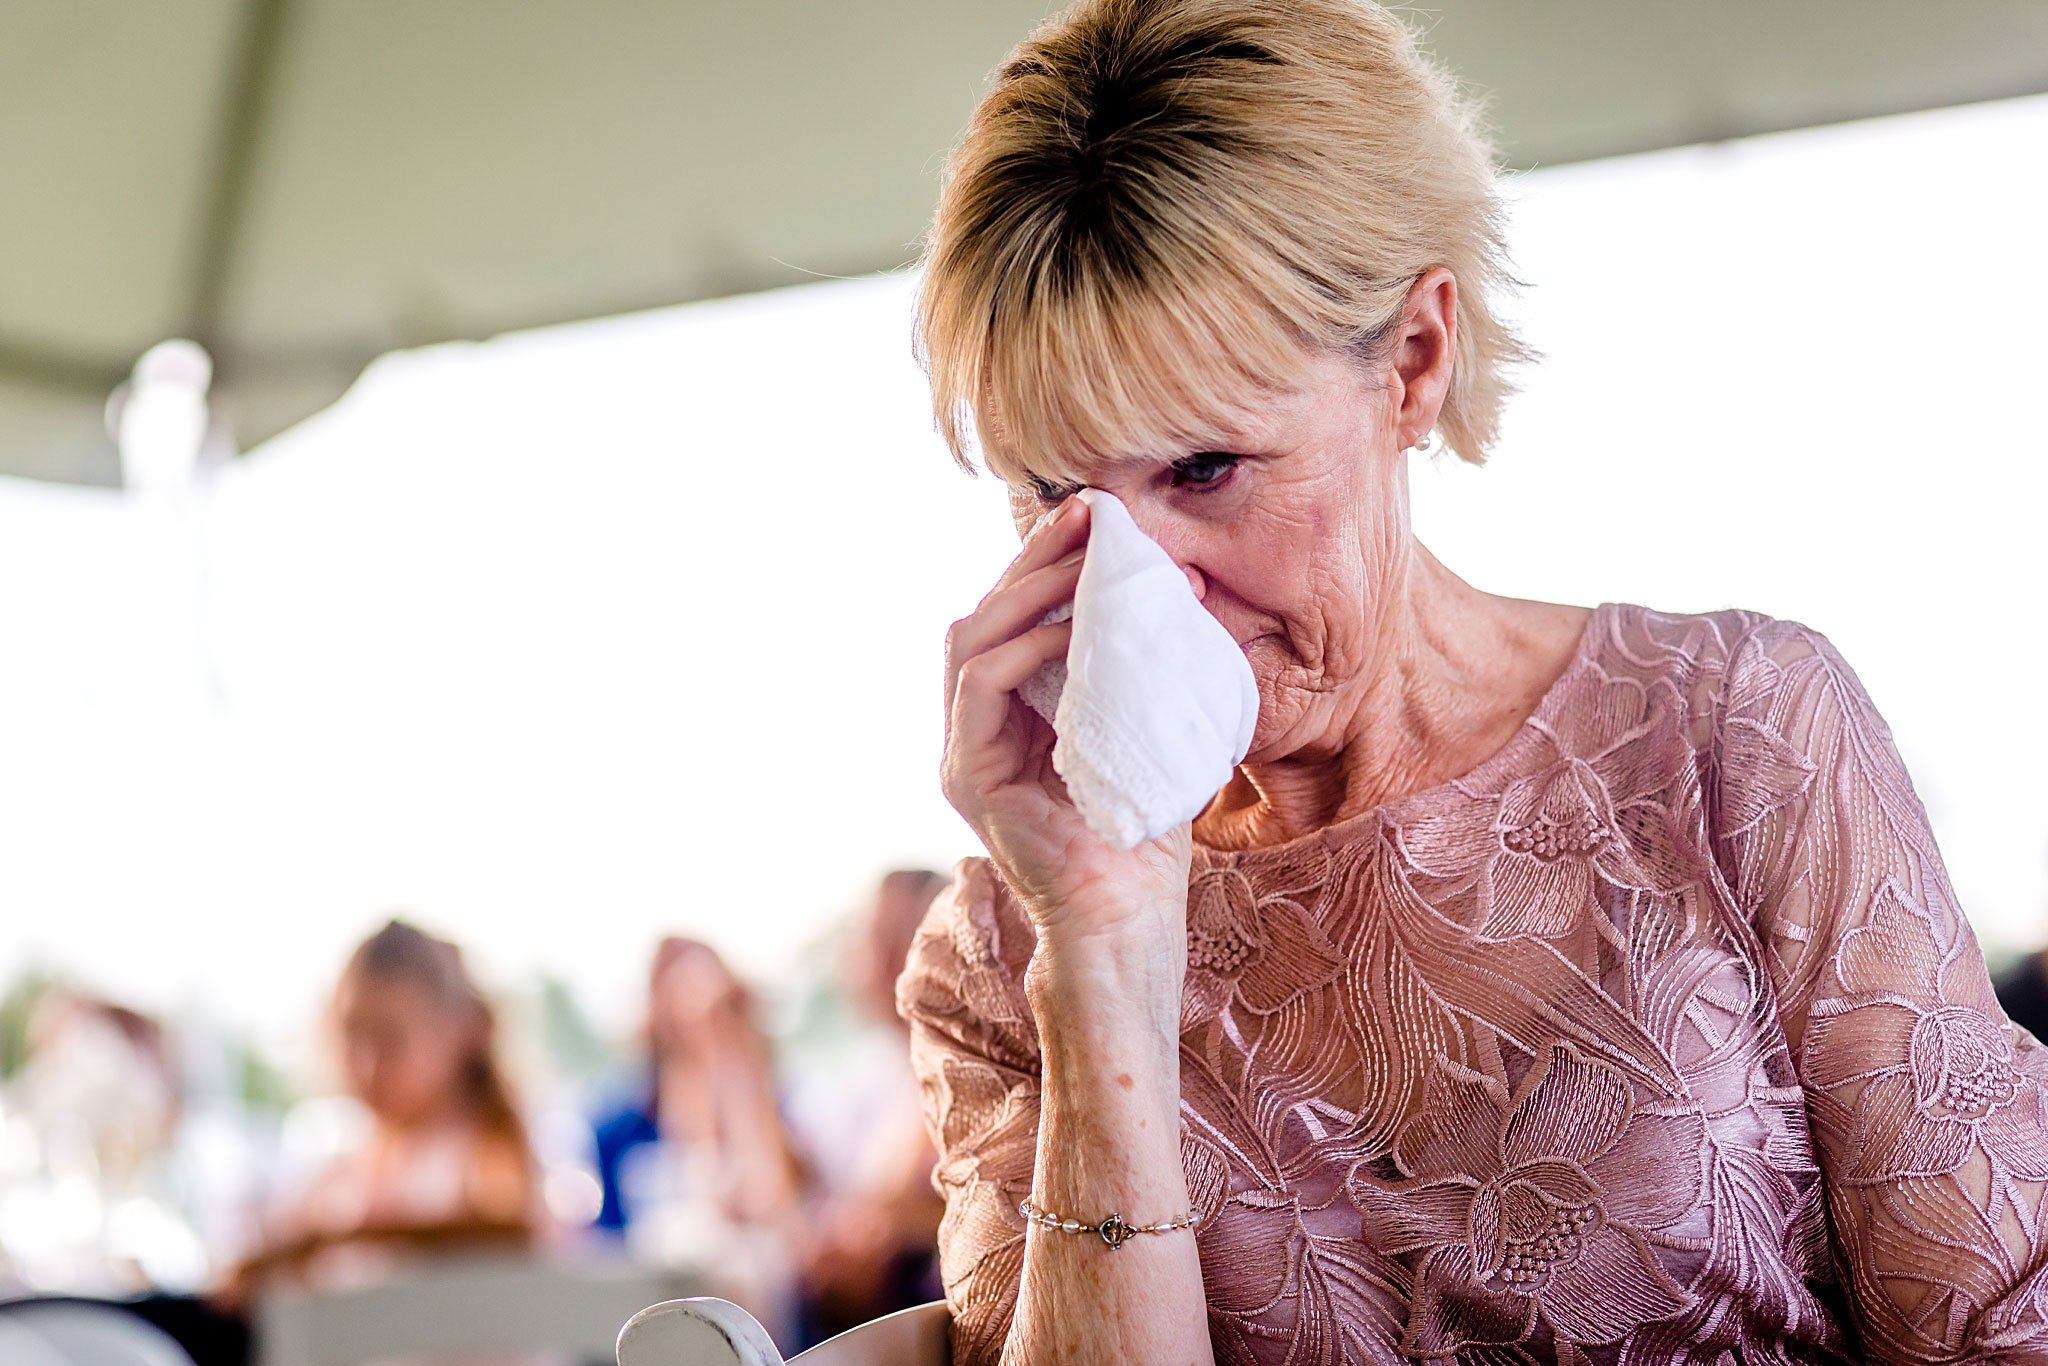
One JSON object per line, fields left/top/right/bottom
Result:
{"left": 1389, "top": 268, "right": 1458, "bottom": 449}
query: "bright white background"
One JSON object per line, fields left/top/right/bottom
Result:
{"left": 1, "top": 93, "right": 2043, "bottom": 1050}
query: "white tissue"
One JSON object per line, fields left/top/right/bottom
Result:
{"left": 1021, "top": 490, "right": 1260, "bottom": 848}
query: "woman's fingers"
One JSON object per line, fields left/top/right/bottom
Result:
{"left": 943, "top": 553, "right": 1084, "bottom": 711}
{"left": 994, "top": 494, "right": 1091, "bottom": 594}
{"left": 940, "top": 493, "right": 1093, "bottom": 818}
{"left": 946, "top": 617, "right": 1072, "bottom": 776}
{"left": 943, "top": 493, "right": 1090, "bottom": 707}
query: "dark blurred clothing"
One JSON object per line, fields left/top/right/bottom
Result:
{"left": 1995, "top": 952, "right": 2048, "bottom": 1045}
{"left": 128, "top": 1295, "right": 251, "bottom": 1366}
{"left": 590, "top": 1079, "right": 660, "bottom": 1235}
{"left": 797, "top": 1247, "right": 942, "bottom": 1348}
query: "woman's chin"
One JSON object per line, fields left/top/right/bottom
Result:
{"left": 1239, "top": 707, "right": 1309, "bottom": 768}
{"left": 1236, "top": 654, "right": 1306, "bottom": 755}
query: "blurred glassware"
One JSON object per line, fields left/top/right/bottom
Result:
{"left": 0, "top": 991, "right": 209, "bottom": 1294}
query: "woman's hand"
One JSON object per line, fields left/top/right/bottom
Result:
{"left": 941, "top": 496, "right": 1192, "bottom": 956}
{"left": 943, "top": 495, "right": 1214, "bottom": 1366}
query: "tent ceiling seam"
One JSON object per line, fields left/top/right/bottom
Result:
{"left": 183, "top": 0, "right": 293, "bottom": 363}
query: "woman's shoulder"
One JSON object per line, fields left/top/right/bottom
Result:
{"left": 895, "top": 858, "right": 1040, "bottom": 1070}
{"left": 1588, "top": 602, "right": 1864, "bottom": 733}
{"left": 1592, "top": 602, "right": 1900, "bottom": 830}
{"left": 1591, "top": 601, "right": 1822, "bottom": 679}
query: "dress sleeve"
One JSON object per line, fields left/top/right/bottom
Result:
{"left": 895, "top": 859, "right": 1043, "bottom": 1366}
{"left": 1714, "top": 620, "right": 2048, "bottom": 1360}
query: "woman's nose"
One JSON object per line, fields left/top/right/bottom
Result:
{"left": 1120, "top": 500, "right": 1209, "bottom": 602}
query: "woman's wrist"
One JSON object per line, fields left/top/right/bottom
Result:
{"left": 1027, "top": 882, "right": 1186, "bottom": 981}
{"left": 1026, "top": 927, "right": 1185, "bottom": 1052}
{"left": 1028, "top": 982, "right": 1188, "bottom": 1217}
{"left": 1027, "top": 931, "right": 1185, "bottom": 1114}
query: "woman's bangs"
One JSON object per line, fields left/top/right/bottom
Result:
{"left": 976, "top": 273, "right": 1312, "bottom": 488}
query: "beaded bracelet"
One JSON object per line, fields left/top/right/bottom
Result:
{"left": 1019, "top": 1197, "right": 1202, "bottom": 1250}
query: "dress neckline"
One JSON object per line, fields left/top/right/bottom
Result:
{"left": 1194, "top": 601, "right": 1615, "bottom": 862}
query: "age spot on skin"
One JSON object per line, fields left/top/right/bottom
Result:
{"left": 1118, "top": 1072, "right": 1135, "bottom": 1090}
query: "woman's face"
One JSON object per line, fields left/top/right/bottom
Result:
{"left": 1009, "top": 347, "right": 1417, "bottom": 767}
{"left": 337, "top": 976, "right": 476, "bottom": 1128}
{"left": 647, "top": 943, "right": 744, "bottom": 1056}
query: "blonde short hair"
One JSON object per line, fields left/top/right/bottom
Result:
{"left": 916, "top": 0, "right": 1527, "bottom": 482}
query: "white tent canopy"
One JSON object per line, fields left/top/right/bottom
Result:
{"left": 4, "top": 0, "right": 2046, "bottom": 483}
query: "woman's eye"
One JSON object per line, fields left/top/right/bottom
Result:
{"left": 1028, "top": 474, "right": 1081, "bottom": 504}
{"left": 1170, "top": 453, "right": 1239, "bottom": 488}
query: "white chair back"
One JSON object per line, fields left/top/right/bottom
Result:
{"left": 615, "top": 1297, "right": 948, "bottom": 1366}
{"left": 616, "top": 1298, "right": 783, "bottom": 1366}
{"left": 0, "top": 1302, "right": 197, "bottom": 1366}
{"left": 257, "top": 1255, "right": 696, "bottom": 1366}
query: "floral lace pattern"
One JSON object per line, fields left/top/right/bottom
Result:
{"left": 1348, "top": 1042, "right": 1704, "bottom": 1356}
{"left": 900, "top": 605, "right": 2048, "bottom": 1364}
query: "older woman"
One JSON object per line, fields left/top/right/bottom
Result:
{"left": 898, "top": 1, "right": 2048, "bottom": 1363}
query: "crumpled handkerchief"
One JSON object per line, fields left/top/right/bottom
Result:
{"left": 1019, "top": 489, "right": 1259, "bottom": 848}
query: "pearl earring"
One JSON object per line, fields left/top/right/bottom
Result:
{"left": 1410, "top": 429, "right": 1438, "bottom": 456}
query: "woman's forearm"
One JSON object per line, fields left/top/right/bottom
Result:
{"left": 1004, "top": 923, "right": 1213, "bottom": 1366}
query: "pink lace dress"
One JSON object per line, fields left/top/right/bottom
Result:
{"left": 899, "top": 604, "right": 2048, "bottom": 1365}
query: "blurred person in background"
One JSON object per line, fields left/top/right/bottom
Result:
{"left": 591, "top": 936, "right": 805, "bottom": 1341}
{"left": 793, "top": 870, "right": 949, "bottom": 1343}
{"left": 219, "top": 919, "right": 537, "bottom": 1307}
{"left": 1998, "top": 950, "right": 2048, "bottom": 1045}
{"left": 1994, "top": 882, "right": 2048, "bottom": 1042}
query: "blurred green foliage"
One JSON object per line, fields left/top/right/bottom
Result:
{"left": 538, "top": 976, "right": 611, "bottom": 1081}
{"left": 0, "top": 967, "right": 57, "bottom": 1080}
{"left": 234, "top": 1037, "right": 295, "bottom": 1111}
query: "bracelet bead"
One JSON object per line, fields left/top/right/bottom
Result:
{"left": 1018, "top": 1197, "right": 1200, "bottom": 1250}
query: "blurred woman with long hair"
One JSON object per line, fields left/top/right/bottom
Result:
{"left": 223, "top": 919, "right": 537, "bottom": 1301}
{"left": 592, "top": 936, "right": 805, "bottom": 1340}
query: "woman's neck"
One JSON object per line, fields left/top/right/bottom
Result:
{"left": 1195, "top": 543, "right": 1591, "bottom": 850}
